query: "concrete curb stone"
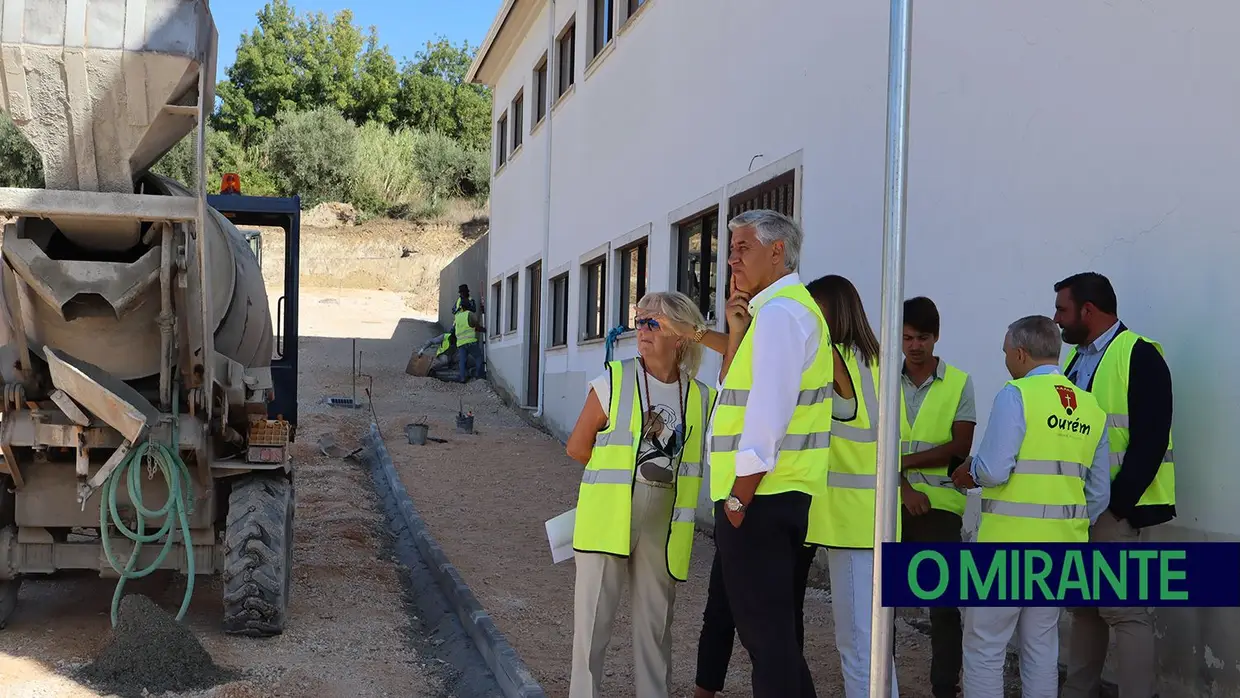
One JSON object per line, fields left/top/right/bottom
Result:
{"left": 363, "top": 423, "right": 546, "bottom": 698}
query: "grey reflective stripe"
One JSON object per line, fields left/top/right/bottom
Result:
{"left": 671, "top": 506, "right": 696, "bottom": 524}
{"left": 1013, "top": 459, "right": 1087, "bottom": 479}
{"left": 905, "top": 472, "right": 956, "bottom": 489}
{"left": 711, "top": 430, "right": 832, "bottom": 453}
{"left": 1108, "top": 448, "right": 1174, "bottom": 468}
{"left": 797, "top": 385, "right": 833, "bottom": 406}
{"left": 980, "top": 500, "right": 1088, "bottom": 520}
{"left": 906, "top": 440, "right": 938, "bottom": 453}
{"left": 1107, "top": 413, "right": 1129, "bottom": 429}
{"left": 827, "top": 471, "right": 875, "bottom": 489}
{"left": 716, "top": 385, "right": 833, "bottom": 408}
{"left": 832, "top": 422, "right": 876, "bottom": 443}
{"left": 678, "top": 460, "right": 703, "bottom": 478}
{"left": 594, "top": 359, "right": 638, "bottom": 448}
{"left": 581, "top": 469, "right": 633, "bottom": 485}
{"left": 780, "top": 431, "right": 831, "bottom": 451}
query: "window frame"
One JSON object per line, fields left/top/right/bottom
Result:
{"left": 550, "top": 272, "right": 570, "bottom": 348}
{"left": 590, "top": 0, "right": 614, "bottom": 61}
{"left": 506, "top": 273, "right": 519, "bottom": 334}
{"left": 580, "top": 255, "right": 607, "bottom": 342}
{"left": 490, "top": 280, "right": 503, "bottom": 338}
{"left": 675, "top": 208, "right": 721, "bottom": 324}
{"left": 533, "top": 54, "right": 549, "bottom": 124}
{"left": 495, "top": 111, "right": 508, "bottom": 170}
{"left": 615, "top": 238, "right": 648, "bottom": 330}
{"left": 620, "top": 0, "right": 648, "bottom": 27}
{"left": 511, "top": 90, "right": 524, "bottom": 152}
{"left": 556, "top": 18, "right": 576, "bottom": 99}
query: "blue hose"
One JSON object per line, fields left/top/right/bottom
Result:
{"left": 604, "top": 325, "right": 627, "bottom": 364}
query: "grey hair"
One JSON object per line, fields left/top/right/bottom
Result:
{"left": 636, "top": 291, "right": 706, "bottom": 379}
{"left": 1006, "top": 315, "right": 1062, "bottom": 361}
{"left": 727, "top": 209, "right": 802, "bottom": 272}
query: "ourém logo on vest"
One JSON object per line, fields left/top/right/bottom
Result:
{"left": 1055, "top": 384, "right": 1078, "bottom": 415}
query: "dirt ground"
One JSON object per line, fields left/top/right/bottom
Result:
{"left": 0, "top": 288, "right": 444, "bottom": 698}
{"left": 356, "top": 311, "right": 942, "bottom": 698}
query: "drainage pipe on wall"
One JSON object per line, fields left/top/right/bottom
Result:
{"left": 533, "top": 0, "right": 555, "bottom": 418}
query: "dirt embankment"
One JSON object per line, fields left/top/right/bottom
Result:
{"left": 258, "top": 202, "right": 488, "bottom": 317}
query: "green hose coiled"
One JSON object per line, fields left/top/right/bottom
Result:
{"left": 98, "top": 389, "right": 197, "bottom": 627}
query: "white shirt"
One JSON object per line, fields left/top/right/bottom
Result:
{"left": 589, "top": 368, "right": 686, "bottom": 488}
{"left": 706, "top": 272, "right": 823, "bottom": 477}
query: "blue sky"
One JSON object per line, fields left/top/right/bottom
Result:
{"left": 211, "top": 0, "right": 501, "bottom": 73}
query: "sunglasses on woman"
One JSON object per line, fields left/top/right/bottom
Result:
{"left": 635, "top": 317, "right": 661, "bottom": 331}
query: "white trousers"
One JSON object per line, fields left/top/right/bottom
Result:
{"left": 827, "top": 548, "right": 900, "bottom": 698}
{"left": 962, "top": 606, "right": 1061, "bottom": 698}
{"left": 569, "top": 482, "right": 676, "bottom": 698}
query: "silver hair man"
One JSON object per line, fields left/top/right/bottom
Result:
{"left": 727, "top": 209, "right": 802, "bottom": 271}
{"left": 1006, "top": 315, "right": 1063, "bottom": 361}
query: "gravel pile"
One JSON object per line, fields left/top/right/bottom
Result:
{"left": 78, "top": 595, "right": 233, "bottom": 698}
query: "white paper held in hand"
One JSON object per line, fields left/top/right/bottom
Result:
{"left": 545, "top": 508, "right": 576, "bottom": 564}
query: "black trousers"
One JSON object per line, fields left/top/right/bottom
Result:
{"left": 710, "top": 492, "right": 817, "bottom": 698}
{"left": 902, "top": 506, "right": 964, "bottom": 698}
{"left": 695, "top": 534, "right": 818, "bottom": 692}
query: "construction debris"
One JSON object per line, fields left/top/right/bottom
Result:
{"left": 78, "top": 594, "right": 234, "bottom": 698}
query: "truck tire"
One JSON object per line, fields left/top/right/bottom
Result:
{"left": 0, "top": 476, "right": 18, "bottom": 629}
{"left": 222, "top": 473, "right": 294, "bottom": 637}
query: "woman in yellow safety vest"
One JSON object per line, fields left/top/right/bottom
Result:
{"left": 803, "top": 274, "right": 901, "bottom": 698}
{"left": 565, "top": 291, "right": 716, "bottom": 698}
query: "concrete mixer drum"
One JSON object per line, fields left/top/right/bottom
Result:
{"left": 0, "top": 0, "right": 302, "bottom": 638}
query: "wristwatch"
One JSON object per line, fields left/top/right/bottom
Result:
{"left": 725, "top": 495, "right": 747, "bottom": 513}
{"left": 691, "top": 325, "right": 708, "bottom": 343}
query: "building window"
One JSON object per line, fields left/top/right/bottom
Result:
{"left": 550, "top": 273, "right": 570, "bottom": 347}
{"left": 676, "top": 210, "right": 719, "bottom": 323}
{"left": 490, "top": 281, "right": 502, "bottom": 337}
{"left": 617, "top": 239, "right": 647, "bottom": 330}
{"left": 591, "top": 0, "right": 613, "bottom": 60}
{"left": 728, "top": 169, "right": 796, "bottom": 220}
{"left": 495, "top": 112, "right": 508, "bottom": 170}
{"left": 557, "top": 20, "right": 576, "bottom": 98}
{"left": 534, "top": 55, "right": 548, "bottom": 123}
{"left": 581, "top": 256, "right": 607, "bottom": 341}
{"left": 511, "top": 91, "right": 524, "bottom": 150}
{"left": 621, "top": 0, "right": 646, "bottom": 25}
{"left": 726, "top": 169, "right": 796, "bottom": 289}
{"left": 506, "top": 273, "right": 519, "bottom": 333}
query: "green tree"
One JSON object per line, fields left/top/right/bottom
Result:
{"left": 395, "top": 37, "right": 492, "bottom": 152}
{"left": 266, "top": 108, "right": 358, "bottom": 207}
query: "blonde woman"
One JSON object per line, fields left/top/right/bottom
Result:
{"left": 566, "top": 291, "right": 717, "bottom": 698}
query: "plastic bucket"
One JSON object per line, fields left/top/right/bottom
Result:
{"left": 455, "top": 414, "right": 475, "bottom": 434}
{"left": 405, "top": 423, "right": 429, "bottom": 445}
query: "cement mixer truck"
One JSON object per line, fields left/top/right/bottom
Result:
{"left": 0, "top": 0, "right": 303, "bottom": 636}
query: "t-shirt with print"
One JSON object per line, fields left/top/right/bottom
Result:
{"left": 589, "top": 366, "right": 686, "bottom": 487}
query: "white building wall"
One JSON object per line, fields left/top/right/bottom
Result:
{"left": 480, "top": 2, "right": 1240, "bottom": 693}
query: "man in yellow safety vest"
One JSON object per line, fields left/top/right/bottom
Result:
{"left": 708, "top": 208, "right": 832, "bottom": 698}
{"left": 951, "top": 315, "right": 1111, "bottom": 697}
{"left": 453, "top": 284, "right": 485, "bottom": 382}
{"left": 1053, "top": 272, "right": 1175, "bottom": 698}
{"left": 898, "top": 296, "right": 976, "bottom": 698}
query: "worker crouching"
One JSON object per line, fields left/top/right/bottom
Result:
{"left": 565, "top": 291, "right": 716, "bottom": 698}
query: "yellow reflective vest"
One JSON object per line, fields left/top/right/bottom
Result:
{"left": 453, "top": 298, "right": 477, "bottom": 347}
{"left": 976, "top": 372, "right": 1105, "bottom": 544}
{"left": 1064, "top": 330, "right": 1175, "bottom": 507}
{"left": 899, "top": 362, "right": 969, "bottom": 516}
{"left": 708, "top": 282, "right": 834, "bottom": 503}
{"left": 806, "top": 346, "right": 903, "bottom": 548}
{"left": 571, "top": 358, "right": 715, "bottom": 581}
